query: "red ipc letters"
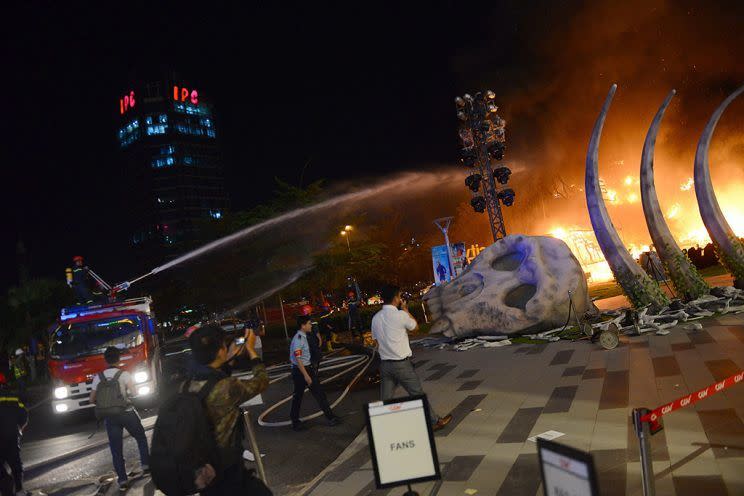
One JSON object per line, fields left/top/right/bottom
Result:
{"left": 119, "top": 90, "right": 136, "bottom": 114}
{"left": 173, "top": 85, "right": 199, "bottom": 105}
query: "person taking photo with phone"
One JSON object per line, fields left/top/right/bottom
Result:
{"left": 371, "top": 284, "right": 453, "bottom": 431}
{"left": 151, "top": 325, "right": 271, "bottom": 495}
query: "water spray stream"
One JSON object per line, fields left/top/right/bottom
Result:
{"left": 218, "top": 266, "right": 312, "bottom": 319}
{"left": 126, "top": 171, "right": 459, "bottom": 289}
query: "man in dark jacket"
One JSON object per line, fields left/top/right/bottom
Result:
{"left": 0, "top": 372, "right": 28, "bottom": 496}
{"left": 187, "top": 325, "right": 270, "bottom": 494}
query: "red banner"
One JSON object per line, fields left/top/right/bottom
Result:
{"left": 641, "top": 370, "right": 744, "bottom": 424}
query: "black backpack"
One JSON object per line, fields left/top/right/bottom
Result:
{"left": 94, "top": 370, "right": 128, "bottom": 420}
{"left": 150, "top": 377, "right": 221, "bottom": 495}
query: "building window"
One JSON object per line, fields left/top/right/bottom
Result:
{"left": 119, "top": 118, "right": 141, "bottom": 147}
{"left": 159, "top": 114, "right": 168, "bottom": 124}
{"left": 209, "top": 210, "right": 222, "bottom": 220}
{"left": 145, "top": 82, "right": 162, "bottom": 99}
{"left": 145, "top": 116, "right": 153, "bottom": 125}
{"left": 147, "top": 124, "right": 168, "bottom": 135}
{"left": 160, "top": 145, "right": 175, "bottom": 155}
{"left": 173, "top": 102, "right": 211, "bottom": 117}
{"left": 151, "top": 156, "right": 175, "bottom": 169}
{"left": 174, "top": 117, "right": 216, "bottom": 138}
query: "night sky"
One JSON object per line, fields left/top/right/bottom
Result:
{"left": 5, "top": 1, "right": 744, "bottom": 291}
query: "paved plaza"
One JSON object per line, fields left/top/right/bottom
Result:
{"left": 302, "top": 313, "right": 744, "bottom": 496}
{"left": 24, "top": 311, "right": 744, "bottom": 495}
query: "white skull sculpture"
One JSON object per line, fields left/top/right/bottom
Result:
{"left": 424, "top": 235, "right": 595, "bottom": 337}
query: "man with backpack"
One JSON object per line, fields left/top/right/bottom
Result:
{"left": 151, "top": 324, "right": 270, "bottom": 495}
{"left": 90, "top": 347, "right": 150, "bottom": 492}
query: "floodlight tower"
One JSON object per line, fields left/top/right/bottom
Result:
{"left": 455, "top": 90, "right": 513, "bottom": 242}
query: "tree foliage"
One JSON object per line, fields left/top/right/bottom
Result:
{"left": 2, "top": 278, "right": 73, "bottom": 349}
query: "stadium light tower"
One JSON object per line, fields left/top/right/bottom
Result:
{"left": 455, "top": 90, "right": 513, "bottom": 242}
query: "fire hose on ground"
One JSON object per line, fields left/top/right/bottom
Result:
{"left": 234, "top": 350, "right": 377, "bottom": 428}
{"left": 632, "top": 369, "right": 744, "bottom": 496}
{"left": 235, "top": 349, "right": 376, "bottom": 484}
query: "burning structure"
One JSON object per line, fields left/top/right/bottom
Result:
{"left": 426, "top": 82, "right": 743, "bottom": 338}
{"left": 586, "top": 83, "right": 744, "bottom": 307}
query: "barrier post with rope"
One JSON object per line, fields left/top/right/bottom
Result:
{"left": 632, "top": 369, "right": 744, "bottom": 496}
{"left": 242, "top": 409, "right": 268, "bottom": 483}
{"left": 631, "top": 407, "right": 656, "bottom": 496}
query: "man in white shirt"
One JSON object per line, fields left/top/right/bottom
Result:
{"left": 90, "top": 347, "right": 150, "bottom": 492}
{"left": 371, "top": 284, "right": 452, "bottom": 431}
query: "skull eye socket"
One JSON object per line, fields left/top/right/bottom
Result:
{"left": 504, "top": 284, "right": 537, "bottom": 310}
{"left": 491, "top": 252, "right": 524, "bottom": 271}
{"left": 458, "top": 284, "right": 477, "bottom": 297}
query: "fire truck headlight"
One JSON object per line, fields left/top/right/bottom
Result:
{"left": 55, "top": 403, "right": 69, "bottom": 413}
{"left": 137, "top": 386, "right": 151, "bottom": 396}
{"left": 134, "top": 371, "right": 149, "bottom": 384}
{"left": 54, "top": 387, "right": 69, "bottom": 399}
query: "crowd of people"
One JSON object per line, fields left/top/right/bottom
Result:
{"left": 0, "top": 283, "right": 451, "bottom": 495}
{"left": 683, "top": 243, "right": 720, "bottom": 269}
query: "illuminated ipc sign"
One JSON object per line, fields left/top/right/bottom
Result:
{"left": 173, "top": 85, "right": 199, "bottom": 105}
{"left": 119, "top": 90, "right": 136, "bottom": 114}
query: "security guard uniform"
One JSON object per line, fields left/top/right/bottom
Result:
{"left": 0, "top": 379, "right": 28, "bottom": 495}
{"left": 289, "top": 330, "right": 334, "bottom": 428}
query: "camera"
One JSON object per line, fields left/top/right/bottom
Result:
{"left": 235, "top": 337, "right": 246, "bottom": 345}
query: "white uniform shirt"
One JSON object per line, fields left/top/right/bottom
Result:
{"left": 371, "top": 305, "right": 417, "bottom": 361}
{"left": 91, "top": 367, "right": 134, "bottom": 410}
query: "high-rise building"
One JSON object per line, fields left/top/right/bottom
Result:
{"left": 116, "top": 75, "right": 228, "bottom": 253}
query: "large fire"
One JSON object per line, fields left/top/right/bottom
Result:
{"left": 544, "top": 170, "right": 744, "bottom": 285}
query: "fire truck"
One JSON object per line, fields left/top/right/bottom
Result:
{"left": 47, "top": 297, "right": 162, "bottom": 415}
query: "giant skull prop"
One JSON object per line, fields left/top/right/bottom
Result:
{"left": 424, "top": 235, "right": 595, "bottom": 337}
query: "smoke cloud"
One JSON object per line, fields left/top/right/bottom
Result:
{"left": 449, "top": 0, "right": 744, "bottom": 246}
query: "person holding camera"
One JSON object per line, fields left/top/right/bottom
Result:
{"left": 166, "top": 325, "right": 270, "bottom": 495}
{"left": 371, "top": 284, "right": 452, "bottom": 431}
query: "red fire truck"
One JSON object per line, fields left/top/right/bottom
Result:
{"left": 47, "top": 297, "right": 162, "bottom": 415}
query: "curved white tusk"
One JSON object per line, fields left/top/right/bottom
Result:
{"left": 640, "top": 90, "right": 709, "bottom": 300}
{"left": 694, "top": 84, "right": 744, "bottom": 288}
{"left": 585, "top": 84, "right": 669, "bottom": 308}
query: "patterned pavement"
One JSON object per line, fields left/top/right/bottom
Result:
{"left": 301, "top": 313, "right": 744, "bottom": 496}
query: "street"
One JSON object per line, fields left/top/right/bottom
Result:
{"left": 21, "top": 342, "right": 381, "bottom": 496}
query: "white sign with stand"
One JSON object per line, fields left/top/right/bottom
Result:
{"left": 365, "top": 395, "right": 441, "bottom": 491}
{"left": 537, "top": 438, "right": 599, "bottom": 496}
